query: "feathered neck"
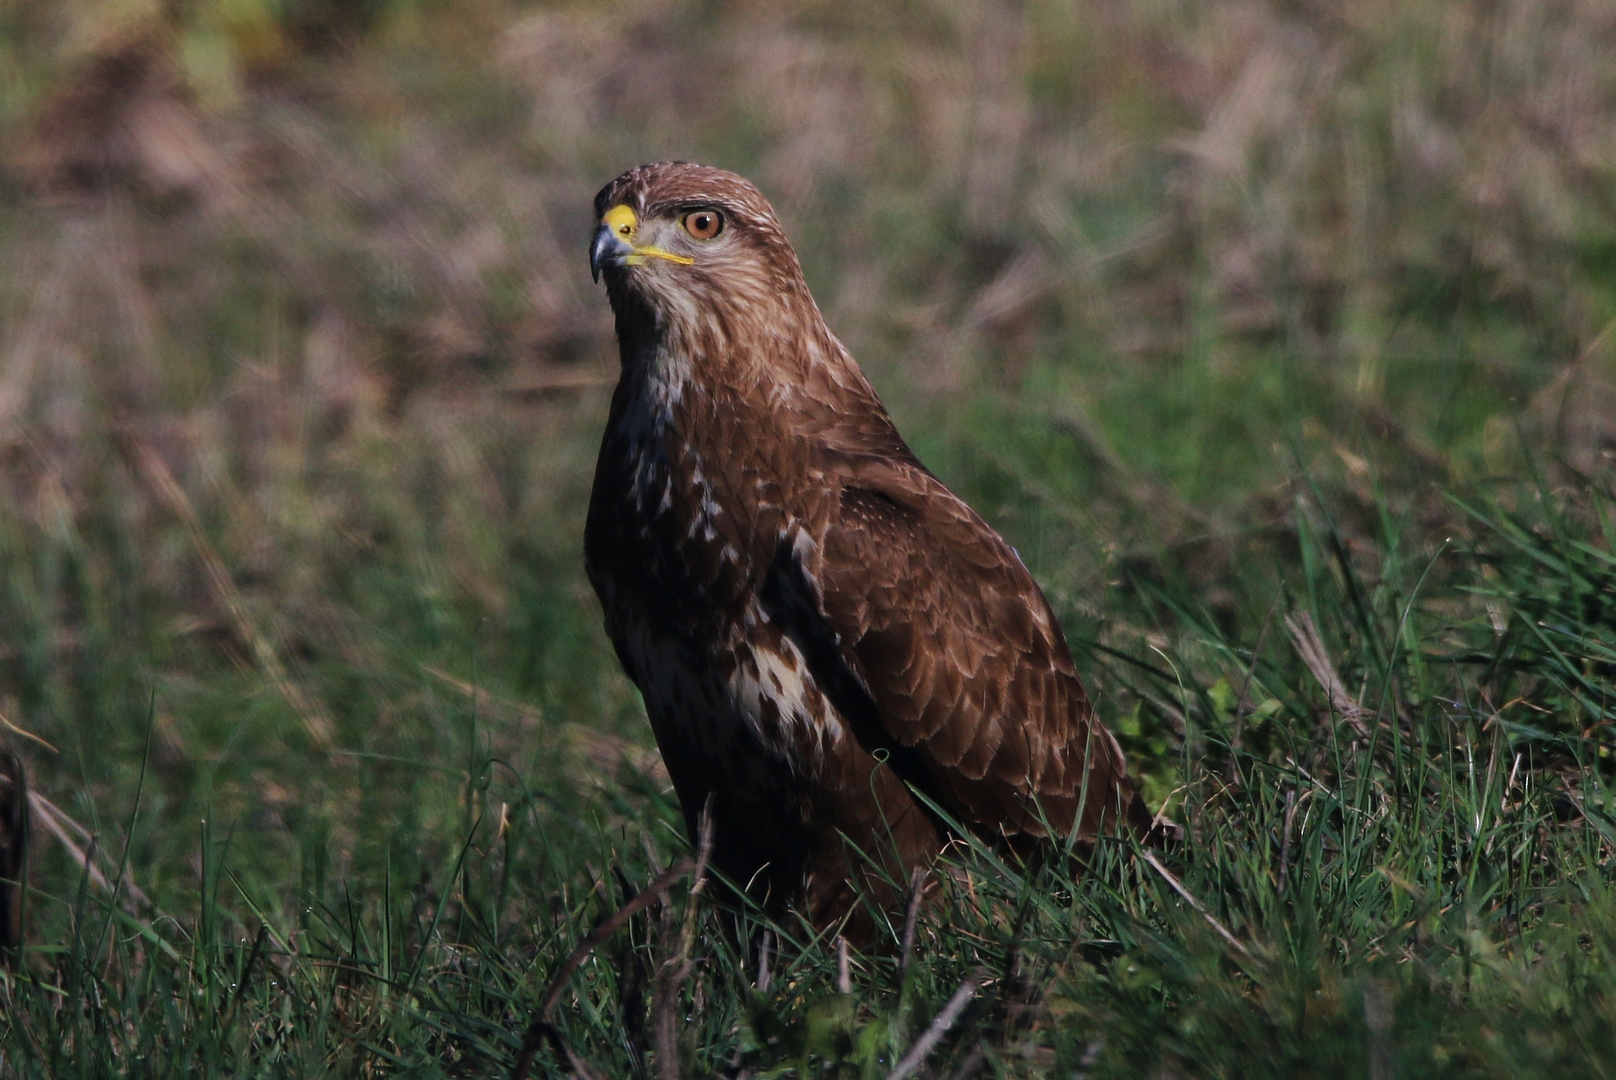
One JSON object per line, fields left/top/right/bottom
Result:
{"left": 604, "top": 267, "right": 851, "bottom": 405}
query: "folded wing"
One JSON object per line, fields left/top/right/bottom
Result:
{"left": 767, "top": 449, "right": 1151, "bottom": 845}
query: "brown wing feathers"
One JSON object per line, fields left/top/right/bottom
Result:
{"left": 811, "top": 453, "right": 1140, "bottom": 841}
{"left": 585, "top": 162, "right": 1153, "bottom": 926}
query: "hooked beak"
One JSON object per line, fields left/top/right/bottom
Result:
{"left": 591, "top": 205, "right": 697, "bottom": 284}
{"left": 590, "top": 224, "right": 631, "bottom": 284}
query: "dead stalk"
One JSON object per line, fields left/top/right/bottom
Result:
{"left": 652, "top": 799, "right": 714, "bottom": 1080}
{"left": 1139, "top": 849, "right": 1249, "bottom": 957}
{"left": 755, "top": 928, "right": 772, "bottom": 993}
{"left": 1285, "top": 611, "right": 1370, "bottom": 738}
{"left": 886, "top": 971, "right": 985, "bottom": 1080}
{"left": 898, "top": 865, "right": 927, "bottom": 982}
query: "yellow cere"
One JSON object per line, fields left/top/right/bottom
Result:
{"left": 602, "top": 204, "right": 638, "bottom": 238}
{"left": 602, "top": 204, "right": 695, "bottom": 267}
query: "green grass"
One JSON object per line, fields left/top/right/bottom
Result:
{"left": 4, "top": 472, "right": 1615, "bottom": 1077}
{"left": 1, "top": 0, "right": 1615, "bottom": 1075}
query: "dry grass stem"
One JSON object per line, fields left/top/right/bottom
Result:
{"left": 886, "top": 971, "right": 985, "bottom": 1080}
{"left": 28, "top": 791, "right": 147, "bottom": 909}
{"left": 898, "top": 865, "right": 927, "bottom": 982}
{"left": 652, "top": 800, "right": 714, "bottom": 1080}
{"left": 1277, "top": 787, "right": 1298, "bottom": 897}
{"left": 1139, "top": 850, "right": 1248, "bottom": 958}
{"left": 511, "top": 855, "right": 696, "bottom": 1080}
{"left": 1285, "top": 612, "right": 1371, "bottom": 737}
{"left": 0, "top": 711, "right": 57, "bottom": 755}
{"left": 535, "top": 859, "right": 697, "bottom": 1022}
{"left": 755, "top": 928, "right": 772, "bottom": 993}
{"left": 120, "top": 428, "right": 333, "bottom": 749}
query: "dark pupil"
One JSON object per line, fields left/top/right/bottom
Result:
{"left": 695, "top": 215, "right": 710, "bottom": 231}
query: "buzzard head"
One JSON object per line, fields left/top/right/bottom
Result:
{"left": 589, "top": 163, "right": 818, "bottom": 356}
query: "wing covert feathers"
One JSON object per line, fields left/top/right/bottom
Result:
{"left": 800, "top": 450, "right": 1146, "bottom": 844}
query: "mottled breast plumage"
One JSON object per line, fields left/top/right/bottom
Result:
{"left": 583, "top": 161, "right": 1152, "bottom": 929}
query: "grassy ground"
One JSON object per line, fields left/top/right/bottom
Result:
{"left": 1, "top": 0, "right": 1615, "bottom": 1075}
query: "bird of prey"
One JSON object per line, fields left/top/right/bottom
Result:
{"left": 585, "top": 163, "right": 1154, "bottom": 929}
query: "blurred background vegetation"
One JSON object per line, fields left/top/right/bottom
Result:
{"left": 1, "top": 0, "right": 1615, "bottom": 1075}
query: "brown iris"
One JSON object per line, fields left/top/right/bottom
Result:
{"left": 681, "top": 209, "right": 724, "bottom": 240}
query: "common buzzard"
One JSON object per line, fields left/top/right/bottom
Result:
{"left": 585, "top": 163, "right": 1154, "bottom": 928}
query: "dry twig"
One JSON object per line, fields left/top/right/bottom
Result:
{"left": 886, "top": 971, "right": 985, "bottom": 1080}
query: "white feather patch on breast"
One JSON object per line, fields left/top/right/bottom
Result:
{"left": 621, "top": 602, "right": 846, "bottom": 793}
{"left": 724, "top": 622, "right": 844, "bottom": 756}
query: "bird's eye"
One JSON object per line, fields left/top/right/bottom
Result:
{"left": 681, "top": 210, "right": 724, "bottom": 240}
